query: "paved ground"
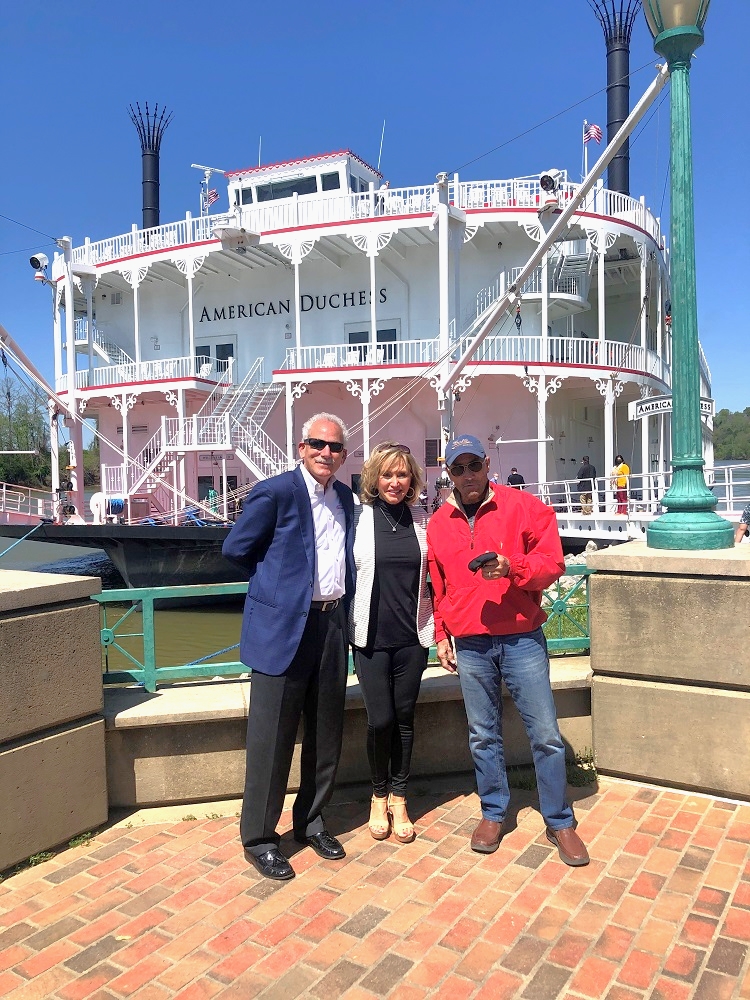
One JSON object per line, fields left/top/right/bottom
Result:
{"left": 1, "top": 774, "right": 749, "bottom": 1000}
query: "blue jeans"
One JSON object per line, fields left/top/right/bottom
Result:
{"left": 455, "top": 627, "right": 573, "bottom": 830}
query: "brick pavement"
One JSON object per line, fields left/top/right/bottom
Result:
{"left": 1, "top": 775, "right": 749, "bottom": 999}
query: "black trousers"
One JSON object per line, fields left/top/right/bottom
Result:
{"left": 354, "top": 644, "right": 427, "bottom": 797}
{"left": 240, "top": 603, "right": 347, "bottom": 855}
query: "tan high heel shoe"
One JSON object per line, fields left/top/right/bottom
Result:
{"left": 388, "top": 794, "right": 415, "bottom": 844}
{"left": 368, "top": 795, "right": 391, "bottom": 840}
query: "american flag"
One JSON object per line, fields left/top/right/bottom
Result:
{"left": 583, "top": 121, "right": 603, "bottom": 144}
{"left": 205, "top": 188, "right": 219, "bottom": 207}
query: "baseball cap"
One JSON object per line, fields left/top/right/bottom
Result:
{"left": 445, "top": 434, "right": 486, "bottom": 466}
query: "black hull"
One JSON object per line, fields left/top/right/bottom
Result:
{"left": 0, "top": 523, "right": 240, "bottom": 589}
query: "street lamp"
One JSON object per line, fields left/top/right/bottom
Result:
{"left": 644, "top": 0, "right": 733, "bottom": 550}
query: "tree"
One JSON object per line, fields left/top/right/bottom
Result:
{"left": 713, "top": 408, "right": 750, "bottom": 461}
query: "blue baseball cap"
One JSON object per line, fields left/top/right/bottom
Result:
{"left": 445, "top": 434, "right": 486, "bottom": 466}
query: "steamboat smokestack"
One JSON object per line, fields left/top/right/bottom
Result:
{"left": 590, "top": 1, "right": 642, "bottom": 196}
{"left": 128, "top": 102, "right": 173, "bottom": 230}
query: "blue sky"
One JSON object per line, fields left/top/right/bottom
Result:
{"left": 0, "top": 1, "right": 747, "bottom": 412}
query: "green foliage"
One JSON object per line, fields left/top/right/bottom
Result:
{"left": 68, "top": 832, "right": 95, "bottom": 849}
{"left": 714, "top": 408, "right": 750, "bottom": 461}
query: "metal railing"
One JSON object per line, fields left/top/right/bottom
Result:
{"left": 60, "top": 355, "right": 230, "bottom": 392}
{"left": 63, "top": 176, "right": 662, "bottom": 270}
{"left": 0, "top": 481, "right": 55, "bottom": 521}
{"left": 280, "top": 335, "right": 671, "bottom": 384}
{"left": 95, "top": 569, "right": 593, "bottom": 692}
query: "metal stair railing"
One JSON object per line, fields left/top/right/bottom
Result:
{"left": 238, "top": 382, "right": 284, "bottom": 428}
{"left": 232, "top": 416, "right": 287, "bottom": 480}
{"left": 209, "top": 357, "right": 265, "bottom": 420}
{"left": 196, "top": 357, "right": 235, "bottom": 418}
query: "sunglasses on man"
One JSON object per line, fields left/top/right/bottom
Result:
{"left": 449, "top": 459, "right": 485, "bottom": 477}
{"left": 303, "top": 437, "right": 345, "bottom": 454}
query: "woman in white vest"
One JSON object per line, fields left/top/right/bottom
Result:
{"left": 349, "top": 442, "right": 434, "bottom": 843}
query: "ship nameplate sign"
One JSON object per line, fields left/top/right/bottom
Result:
{"left": 627, "top": 395, "right": 715, "bottom": 420}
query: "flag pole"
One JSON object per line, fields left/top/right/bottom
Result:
{"left": 583, "top": 121, "right": 588, "bottom": 180}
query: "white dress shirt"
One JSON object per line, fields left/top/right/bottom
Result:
{"left": 300, "top": 464, "right": 346, "bottom": 600}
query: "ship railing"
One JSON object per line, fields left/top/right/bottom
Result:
{"left": 277, "top": 335, "right": 673, "bottom": 379}
{"left": 67, "top": 177, "right": 662, "bottom": 268}
{"left": 232, "top": 417, "right": 287, "bottom": 478}
{"left": 162, "top": 415, "right": 232, "bottom": 450}
{"left": 280, "top": 339, "right": 442, "bottom": 371}
{"left": 195, "top": 357, "right": 236, "bottom": 418}
{"left": 69, "top": 355, "right": 230, "bottom": 391}
{"left": 475, "top": 267, "right": 587, "bottom": 317}
{"left": 199, "top": 356, "right": 264, "bottom": 420}
{"left": 0, "top": 481, "right": 55, "bottom": 521}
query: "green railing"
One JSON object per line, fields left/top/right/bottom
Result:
{"left": 94, "top": 567, "right": 593, "bottom": 693}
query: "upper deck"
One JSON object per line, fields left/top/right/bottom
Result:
{"left": 60, "top": 173, "right": 664, "bottom": 273}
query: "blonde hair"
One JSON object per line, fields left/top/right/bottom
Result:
{"left": 359, "top": 442, "right": 425, "bottom": 506}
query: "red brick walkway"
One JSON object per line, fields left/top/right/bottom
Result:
{"left": 1, "top": 776, "right": 749, "bottom": 999}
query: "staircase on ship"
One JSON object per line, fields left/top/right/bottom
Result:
{"left": 123, "top": 357, "right": 285, "bottom": 521}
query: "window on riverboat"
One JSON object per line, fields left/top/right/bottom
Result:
{"left": 240, "top": 188, "right": 253, "bottom": 205}
{"left": 256, "top": 175, "right": 317, "bottom": 202}
{"left": 321, "top": 172, "right": 341, "bottom": 191}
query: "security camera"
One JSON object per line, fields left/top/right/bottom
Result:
{"left": 30, "top": 252, "right": 49, "bottom": 271}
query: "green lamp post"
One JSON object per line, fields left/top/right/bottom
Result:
{"left": 644, "top": 0, "right": 733, "bottom": 550}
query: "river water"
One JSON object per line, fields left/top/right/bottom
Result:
{"left": 0, "top": 537, "right": 244, "bottom": 671}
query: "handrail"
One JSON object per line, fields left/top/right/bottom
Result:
{"left": 63, "top": 176, "right": 663, "bottom": 270}
{"left": 94, "top": 568, "right": 594, "bottom": 692}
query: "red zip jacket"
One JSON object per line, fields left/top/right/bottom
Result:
{"left": 426, "top": 482, "right": 565, "bottom": 641}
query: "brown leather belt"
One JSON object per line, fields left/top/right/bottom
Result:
{"left": 310, "top": 599, "right": 341, "bottom": 612}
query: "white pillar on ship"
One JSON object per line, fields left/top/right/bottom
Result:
{"left": 84, "top": 277, "right": 95, "bottom": 377}
{"left": 437, "top": 177, "right": 450, "bottom": 358}
{"left": 638, "top": 241, "right": 647, "bottom": 356}
{"left": 285, "top": 385, "right": 294, "bottom": 468}
{"left": 61, "top": 238, "right": 85, "bottom": 519}
{"left": 597, "top": 237, "right": 606, "bottom": 348}
{"left": 369, "top": 252, "right": 378, "bottom": 359}
{"left": 53, "top": 283, "right": 63, "bottom": 387}
{"left": 541, "top": 252, "right": 549, "bottom": 355}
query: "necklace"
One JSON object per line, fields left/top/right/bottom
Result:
{"left": 379, "top": 503, "right": 405, "bottom": 532}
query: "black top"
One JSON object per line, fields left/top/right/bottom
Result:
{"left": 507, "top": 473, "right": 525, "bottom": 488}
{"left": 577, "top": 463, "right": 597, "bottom": 489}
{"left": 368, "top": 498, "right": 420, "bottom": 651}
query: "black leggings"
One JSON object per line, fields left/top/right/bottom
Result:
{"left": 354, "top": 644, "right": 427, "bottom": 797}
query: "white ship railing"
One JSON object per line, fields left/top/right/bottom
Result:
{"left": 280, "top": 336, "right": 671, "bottom": 383}
{"left": 60, "top": 356, "right": 230, "bottom": 392}
{"left": 0, "top": 481, "right": 55, "bottom": 521}
{"left": 279, "top": 340, "right": 441, "bottom": 370}
{"left": 66, "top": 177, "right": 663, "bottom": 268}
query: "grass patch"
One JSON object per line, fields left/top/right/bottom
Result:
{"left": 68, "top": 832, "right": 95, "bottom": 849}
{"left": 27, "top": 851, "right": 55, "bottom": 866}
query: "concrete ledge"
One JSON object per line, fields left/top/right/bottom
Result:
{"left": 587, "top": 539, "right": 750, "bottom": 577}
{"left": 0, "top": 718, "right": 108, "bottom": 871}
{"left": 593, "top": 676, "right": 750, "bottom": 801}
{"left": 0, "top": 569, "right": 101, "bottom": 612}
{"left": 104, "top": 657, "right": 592, "bottom": 808}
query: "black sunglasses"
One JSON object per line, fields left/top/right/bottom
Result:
{"left": 449, "top": 459, "right": 485, "bottom": 476}
{"left": 304, "top": 437, "right": 345, "bottom": 454}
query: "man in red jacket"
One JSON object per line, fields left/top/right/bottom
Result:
{"left": 427, "top": 433, "right": 588, "bottom": 866}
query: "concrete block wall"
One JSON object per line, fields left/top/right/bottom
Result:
{"left": 588, "top": 541, "right": 750, "bottom": 801}
{"left": 0, "top": 571, "right": 108, "bottom": 872}
{"left": 104, "top": 660, "right": 592, "bottom": 808}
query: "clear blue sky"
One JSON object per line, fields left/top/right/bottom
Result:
{"left": 0, "top": 1, "right": 747, "bottom": 412}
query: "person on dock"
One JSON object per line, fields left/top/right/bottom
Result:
{"left": 610, "top": 454, "right": 629, "bottom": 515}
{"left": 348, "top": 443, "right": 434, "bottom": 844}
{"left": 426, "top": 433, "right": 589, "bottom": 866}
{"left": 222, "top": 412, "right": 356, "bottom": 881}
{"left": 735, "top": 502, "right": 750, "bottom": 545}
{"left": 506, "top": 467, "right": 525, "bottom": 490}
{"left": 577, "top": 456, "right": 597, "bottom": 514}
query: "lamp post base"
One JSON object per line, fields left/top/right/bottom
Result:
{"left": 647, "top": 511, "right": 734, "bottom": 551}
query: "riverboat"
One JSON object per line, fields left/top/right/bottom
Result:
{"left": 5, "top": 26, "right": 747, "bottom": 589}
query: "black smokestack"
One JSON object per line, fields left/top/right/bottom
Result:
{"left": 128, "top": 102, "right": 173, "bottom": 230}
{"left": 589, "top": 1, "right": 642, "bottom": 196}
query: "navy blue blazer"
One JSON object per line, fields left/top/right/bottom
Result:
{"left": 222, "top": 466, "right": 356, "bottom": 675}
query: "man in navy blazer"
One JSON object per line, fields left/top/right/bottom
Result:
{"left": 223, "top": 413, "right": 356, "bottom": 880}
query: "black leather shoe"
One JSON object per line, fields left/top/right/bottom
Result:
{"left": 244, "top": 848, "right": 295, "bottom": 880}
{"left": 294, "top": 829, "right": 346, "bottom": 860}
